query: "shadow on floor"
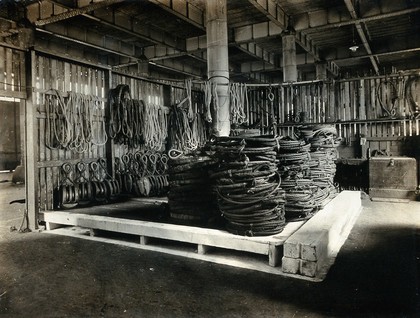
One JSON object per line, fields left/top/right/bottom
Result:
{"left": 0, "top": 221, "right": 418, "bottom": 317}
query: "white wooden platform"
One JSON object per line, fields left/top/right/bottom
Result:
{"left": 42, "top": 191, "right": 362, "bottom": 281}
{"left": 282, "top": 191, "right": 362, "bottom": 278}
{"left": 42, "top": 210, "right": 304, "bottom": 267}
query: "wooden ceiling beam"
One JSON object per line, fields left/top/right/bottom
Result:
{"left": 294, "top": 7, "right": 420, "bottom": 33}
{"left": 246, "top": 0, "right": 340, "bottom": 77}
{"left": 343, "top": 0, "right": 379, "bottom": 75}
{"left": 331, "top": 47, "right": 420, "bottom": 63}
{"left": 35, "top": 26, "right": 137, "bottom": 59}
{"left": 145, "top": 0, "right": 205, "bottom": 30}
{"left": 30, "top": 0, "right": 125, "bottom": 26}
{"left": 27, "top": 0, "right": 187, "bottom": 51}
{"left": 246, "top": 0, "right": 288, "bottom": 30}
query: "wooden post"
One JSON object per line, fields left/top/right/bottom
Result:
{"left": 359, "top": 79, "right": 366, "bottom": 120}
{"left": 104, "top": 69, "right": 115, "bottom": 178}
{"left": 24, "top": 50, "right": 39, "bottom": 230}
{"left": 197, "top": 244, "right": 211, "bottom": 255}
{"left": 268, "top": 243, "right": 281, "bottom": 267}
{"left": 315, "top": 62, "right": 327, "bottom": 81}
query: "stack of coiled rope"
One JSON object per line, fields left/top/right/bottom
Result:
{"left": 276, "top": 136, "right": 316, "bottom": 221}
{"left": 210, "top": 136, "right": 286, "bottom": 236}
{"left": 299, "top": 125, "right": 341, "bottom": 206}
{"left": 167, "top": 155, "right": 217, "bottom": 225}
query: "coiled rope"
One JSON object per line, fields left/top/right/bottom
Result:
{"left": 211, "top": 135, "right": 286, "bottom": 236}
{"left": 45, "top": 89, "right": 106, "bottom": 152}
{"left": 229, "top": 82, "right": 248, "bottom": 125}
{"left": 168, "top": 88, "right": 209, "bottom": 154}
{"left": 276, "top": 135, "right": 315, "bottom": 221}
{"left": 167, "top": 154, "right": 217, "bottom": 225}
{"left": 109, "top": 84, "right": 169, "bottom": 150}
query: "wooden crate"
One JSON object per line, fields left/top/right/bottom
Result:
{"left": 369, "top": 157, "right": 417, "bottom": 201}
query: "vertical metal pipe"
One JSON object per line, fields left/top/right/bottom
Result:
{"left": 206, "top": 0, "right": 230, "bottom": 136}
{"left": 282, "top": 33, "right": 297, "bottom": 83}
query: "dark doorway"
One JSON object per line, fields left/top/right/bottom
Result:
{"left": 0, "top": 99, "right": 21, "bottom": 171}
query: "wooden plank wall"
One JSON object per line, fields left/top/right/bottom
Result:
{"left": 35, "top": 54, "right": 107, "bottom": 211}
{"left": 0, "top": 45, "right": 25, "bottom": 98}
{"left": 244, "top": 74, "right": 420, "bottom": 158}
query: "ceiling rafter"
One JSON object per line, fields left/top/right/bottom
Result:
{"left": 146, "top": 0, "right": 205, "bottom": 30}
{"left": 332, "top": 47, "right": 420, "bottom": 64}
{"left": 246, "top": 0, "right": 340, "bottom": 77}
{"left": 343, "top": 0, "right": 379, "bottom": 75}
{"left": 33, "top": 0, "right": 125, "bottom": 26}
{"left": 28, "top": 0, "right": 187, "bottom": 51}
{"left": 36, "top": 27, "right": 136, "bottom": 59}
{"left": 236, "top": 42, "right": 277, "bottom": 66}
{"left": 294, "top": 7, "right": 420, "bottom": 33}
{"left": 247, "top": 0, "right": 288, "bottom": 30}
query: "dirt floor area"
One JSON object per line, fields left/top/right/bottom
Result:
{"left": 0, "top": 172, "right": 419, "bottom": 317}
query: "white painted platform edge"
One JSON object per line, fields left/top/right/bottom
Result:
{"left": 43, "top": 226, "right": 322, "bottom": 282}
{"left": 43, "top": 211, "right": 305, "bottom": 256}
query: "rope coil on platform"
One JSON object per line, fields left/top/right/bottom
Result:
{"left": 167, "top": 154, "right": 217, "bottom": 225}
{"left": 298, "top": 125, "right": 341, "bottom": 207}
{"left": 211, "top": 136, "right": 286, "bottom": 236}
{"left": 276, "top": 135, "right": 315, "bottom": 222}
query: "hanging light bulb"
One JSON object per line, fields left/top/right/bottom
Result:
{"left": 349, "top": 26, "right": 359, "bottom": 52}
{"left": 349, "top": 44, "right": 359, "bottom": 52}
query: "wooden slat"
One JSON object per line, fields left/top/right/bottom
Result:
{"left": 349, "top": 81, "right": 354, "bottom": 121}
{"left": 6, "top": 48, "right": 12, "bottom": 91}
{"left": 12, "top": 52, "right": 19, "bottom": 92}
{"left": 279, "top": 86, "right": 284, "bottom": 124}
{"left": 370, "top": 79, "right": 376, "bottom": 119}
{"left": 321, "top": 83, "right": 326, "bottom": 123}
{"left": 0, "top": 46, "right": 5, "bottom": 90}
{"left": 329, "top": 81, "right": 335, "bottom": 122}
{"left": 25, "top": 51, "right": 39, "bottom": 229}
{"left": 336, "top": 84, "right": 342, "bottom": 122}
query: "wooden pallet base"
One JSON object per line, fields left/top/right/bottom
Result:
{"left": 42, "top": 191, "right": 362, "bottom": 281}
{"left": 46, "top": 226, "right": 319, "bottom": 279}
{"left": 42, "top": 209, "right": 304, "bottom": 266}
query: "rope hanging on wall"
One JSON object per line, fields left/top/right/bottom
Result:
{"left": 376, "top": 79, "right": 398, "bottom": 117}
{"left": 168, "top": 87, "right": 209, "bottom": 155}
{"left": 405, "top": 75, "right": 420, "bottom": 118}
{"left": 114, "top": 151, "right": 169, "bottom": 197}
{"left": 108, "top": 84, "right": 169, "bottom": 150}
{"left": 229, "top": 82, "right": 248, "bottom": 126}
{"left": 45, "top": 89, "right": 106, "bottom": 152}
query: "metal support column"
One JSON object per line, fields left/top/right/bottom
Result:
{"left": 206, "top": 0, "right": 230, "bottom": 136}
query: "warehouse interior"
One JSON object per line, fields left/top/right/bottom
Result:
{"left": 0, "top": 0, "right": 419, "bottom": 316}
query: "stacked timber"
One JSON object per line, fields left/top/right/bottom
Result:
{"left": 210, "top": 136, "right": 286, "bottom": 236}
{"left": 167, "top": 155, "right": 217, "bottom": 225}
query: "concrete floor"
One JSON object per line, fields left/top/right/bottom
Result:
{"left": 0, "top": 172, "right": 419, "bottom": 318}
